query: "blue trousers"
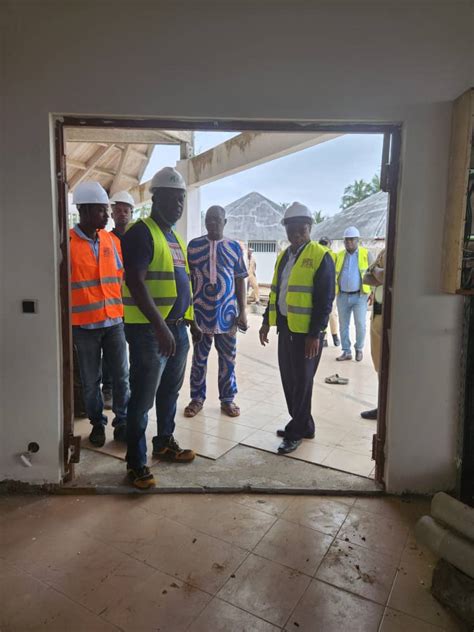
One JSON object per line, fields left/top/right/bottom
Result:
{"left": 190, "top": 333, "right": 237, "bottom": 403}
{"left": 72, "top": 323, "right": 129, "bottom": 428}
{"left": 336, "top": 292, "right": 369, "bottom": 353}
{"left": 125, "top": 323, "right": 189, "bottom": 470}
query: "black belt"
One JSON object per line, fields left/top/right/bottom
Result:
{"left": 340, "top": 290, "right": 360, "bottom": 295}
{"left": 165, "top": 318, "right": 186, "bottom": 326}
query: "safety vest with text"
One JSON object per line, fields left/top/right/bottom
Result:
{"left": 70, "top": 229, "right": 123, "bottom": 326}
{"left": 335, "top": 247, "right": 371, "bottom": 294}
{"left": 122, "top": 217, "right": 194, "bottom": 324}
{"left": 268, "top": 241, "right": 326, "bottom": 334}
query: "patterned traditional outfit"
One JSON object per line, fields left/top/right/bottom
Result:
{"left": 187, "top": 236, "right": 248, "bottom": 404}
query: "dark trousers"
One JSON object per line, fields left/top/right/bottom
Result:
{"left": 101, "top": 356, "right": 113, "bottom": 394}
{"left": 277, "top": 319, "right": 324, "bottom": 441}
{"left": 72, "top": 323, "right": 129, "bottom": 428}
{"left": 125, "top": 323, "right": 189, "bottom": 470}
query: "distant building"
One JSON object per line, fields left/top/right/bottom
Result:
{"left": 224, "top": 192, "right": 287, "bottom": 283}
{"left": 312, "top": 191, "right": 388, "bottom": 256}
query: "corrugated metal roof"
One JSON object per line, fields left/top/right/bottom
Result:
{"left": 312, "top": 191, "right": 388, "bottom": 240}
{"left": 224, "top": 192, "right": 286, "bottom": 241}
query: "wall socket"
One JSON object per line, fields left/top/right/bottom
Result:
{"left": 22, "top": 300, "right": 38, "bottom": 314}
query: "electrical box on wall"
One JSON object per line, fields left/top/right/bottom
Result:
{"left": 442, "top": 88, "right": 474, "bottom": 294}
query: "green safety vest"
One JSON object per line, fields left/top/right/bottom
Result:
{"left": 122, "top": 217, "right": 194, "bottom": 324}
{"left": 335, "top": 247, "right": 371, "bottom": 294}
{"left": 268, "top": 241, "right": 326, "bottom": 334}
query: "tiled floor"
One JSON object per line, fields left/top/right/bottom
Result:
{"left": 75, "top": 313, "right": 378, "bottom": 479}
{"left": 0, "top": 493, "right": 465, "bottom": 631}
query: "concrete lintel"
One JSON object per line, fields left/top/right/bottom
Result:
{"left": 177, "top": 131, "right": 343, "bottom": 188}
{"left": 65, "top": 127, "right": 193, "bottom": 145}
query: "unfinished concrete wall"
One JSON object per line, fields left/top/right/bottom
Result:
{"left": 1, "top": 0, "right": 472, "bottom": 490}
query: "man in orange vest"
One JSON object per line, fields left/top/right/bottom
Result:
{"left": 71, "top": 181, "right": 129, "bottom": 447}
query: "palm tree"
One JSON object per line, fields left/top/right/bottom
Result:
{"left": 340, "top": 174, "right": 381, "bottom": 210}
{"left": 313, "top": 210, "right": 326, "bottom": 224}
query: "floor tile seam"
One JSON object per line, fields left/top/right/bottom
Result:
{"left": 280, "top": 573, "right": 315, "bottom": 631}
{"left": 382, "top": 603, "right": 452, "bottom": 630}
{"left": 227, "top": 497, "right": 290, "bottom": 518}
{"left": 310, "top": 574, "right": 389, "bottom": 608}
{"left": 333, "top": 506, "right": 411, "bottom": 549}
{"left": 324, "top": 534, "right": 406, "bottom": 565}
{"left": 243, "top": 549, "right": 318, "bottom": 582}
{"left": 275, "top": 513, "right": 340, "bottom": 540}
{"left": 311, "top": 530, "right": 339, "bottom": 577}
{"left": 215, "top": 590, "right": 291, "bottom": 629}
{"left": 212, "top": 548, "right": 254, "bottom": 601}
{"left": 6, "top": 558, "right": 124, "bottom": 630}
{"left": 145, "top": 511, "right": 276, "bottom": 554}
{"left": 377, "top": 605, "right": 390, "bottom": 632}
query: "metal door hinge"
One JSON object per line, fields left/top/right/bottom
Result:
{"left": 68, "top": 435, "right": 81, "bottom": 464}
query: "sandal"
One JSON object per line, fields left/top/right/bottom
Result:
{"left": 184, "top": 400, "right": 203, "bottom": 417}
{"left": 325, "top": 374, "right": 349, "bottom": 385}
{"left": 220, "top": 401, "right": 241, "bottom": 417}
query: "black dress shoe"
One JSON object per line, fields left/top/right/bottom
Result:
{"left": 276, "top": 429, "right": 315, "bottom": 439}
{"left": 277, "top": 438, "right": 302, "bottom": 454}
{"left": 332, "top": 334, "right": 340, "bottom": 347}
{"left": 89, "top": 424, "right": 106, "bottom": 447}
{"left": 360, "top": 408, "right": 378, "bottom": 420}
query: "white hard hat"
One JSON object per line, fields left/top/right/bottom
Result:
{"left": 109, "top": 190, "right": 135, "bottom": 207}
{"left": 149, "top": 167, "right": 186, "bottom": 192}
{"left": 281, "top": 201, "right": 313, "bottom": 225}
{"left": 343, "top": 226, "right": 360, "bottom": 239}
{"left": 73, "top": 181, "right": 109, "bottom": 205}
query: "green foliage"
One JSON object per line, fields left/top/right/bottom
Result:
{"left": 313, "top": 209, "right": 326, "bottom": 224}
{"left": 340, "top": 174, "right": 381, "bottom": 210}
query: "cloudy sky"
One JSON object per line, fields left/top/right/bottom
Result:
{"left": 143, "top": 131, "right": 383, "bottom": 218}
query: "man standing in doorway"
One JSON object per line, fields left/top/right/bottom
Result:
{"left": 318, "top": 237, "right": 340, "bottom": 348}
{"left": 360, "top": 249, "right": 385, "bottom": 420}
{"left": 70, "top": 181, "right": 129, "bottom": 447}
{"left": 335, "top": 226, "right": 372, "bottom": 362}
{"left": 247, "top": 247, "right": 260, "bottom": 304}
{"left": 101, "top": 190, "right": 134, "bottom": 410}
{"left": 184, "top": 206, "right": 248, "bottom": 419}
{"left": 259, "top": 202, "right": 335, "bottom": 454}
{"left": 122, "top": 167, "right": 200, "bottom": 489}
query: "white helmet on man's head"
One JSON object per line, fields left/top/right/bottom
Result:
{"left": 281, "top": 202, "right": 313, "bottom": 225}
{"left": 109, "top": 190, "right": 135, "bottom": 207}
{"left": 73, "top": 181, "right": 109, "bottom": 205}
{"left": 149, "top": 167, "right": 186, "bottom": 192}
{"left": 343, "top": 226, "right": 360, "bottom": 239}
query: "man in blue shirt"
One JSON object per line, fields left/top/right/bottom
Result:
{"left": 335, "top": 226, "right": 373, "bottom": 362}
{"left": 184, "top": 206, "right": 248, "bottom": 418}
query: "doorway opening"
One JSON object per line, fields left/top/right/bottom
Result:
{"left": 56, "top": 117, "right": 401, "bottom": 491}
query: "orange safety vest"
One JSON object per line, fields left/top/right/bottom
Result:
{"left": 109, "top": 230, "right": 123, "bottom": 263}
{"left": 70, "top": 228, "right": 123, "bottom": 326}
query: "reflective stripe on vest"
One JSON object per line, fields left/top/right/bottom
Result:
{"left": 268, "top": 241, "right": 326, "bottom": 334}
{"left": 122, "top": 217, "right": 194, "bottom": 324}
{"left": 335, "top": 247, "right": 370, "bottom": 294}
{"left": 70, "top": 229, "right": 123, "bottom": 326}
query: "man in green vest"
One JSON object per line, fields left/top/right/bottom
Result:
{"left": 121, "top": 167, "right": 202, "bottom": 489}
{"left": 259, "top": 202, "right": 335, "bottom": 454}
{"left": 335, "top": 226, "right": 373, "bottom": 362}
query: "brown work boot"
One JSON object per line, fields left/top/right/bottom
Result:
{"left": 153, "top": 436, "right": 195, "bottom": 463}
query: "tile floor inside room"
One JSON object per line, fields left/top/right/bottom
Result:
{"left": 75, "top": 312, "right": 379, "bottom": 479}
{"left": 0, "top": 493, "right": 466, "bottom": 631}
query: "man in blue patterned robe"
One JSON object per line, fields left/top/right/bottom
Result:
{"left": 184, "top": 206, "right": 248, "bottom": 418}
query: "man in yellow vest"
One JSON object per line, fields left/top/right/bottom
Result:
{"left": 360, "top": 248, "right": 385, "bottom": 420}
{"left": 121, "top": 167, "right": 202, "bottom": 489}
{"left": 318, "top": 237, "right": 340, "bottom": 348}
{"left": 335, "top": 226, "right": 373, "bottom": 362}
{"left": 259, "top": 202, "right": 335, "bottom": 454}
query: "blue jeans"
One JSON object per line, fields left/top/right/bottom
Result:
{"left": 125, "top": 323, "right": 190, "bottom": 469}
{"left": 336, "top": 292, "right": 369, "bottom": 353}
{"left": 73, "top": 323, "right": 129, "bottom": 427}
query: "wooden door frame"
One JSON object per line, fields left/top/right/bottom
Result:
{"left": 55, "top": 115, "right": 402, "bottom": 486}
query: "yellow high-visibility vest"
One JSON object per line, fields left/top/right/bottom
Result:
{"left": 335, "top": 247, "right": 371, "bottom": 294}
{"left": 122, "top": 217, "right": 194, "bottom": 324}
{"left": 268, "top": 241, "right": 326, "bottom": 334}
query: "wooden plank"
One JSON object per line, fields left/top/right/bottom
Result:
{"left": 68, "top": 144, "right": 118, "bottom": 189}
{"left": 110, "top": 145, "right": 132, "bottom": 195}
{"left": 65, "top": 127, "right": 192, "bottom": 145}
{"left": 442, "top": 89, "right": 474, "bottom": 294}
